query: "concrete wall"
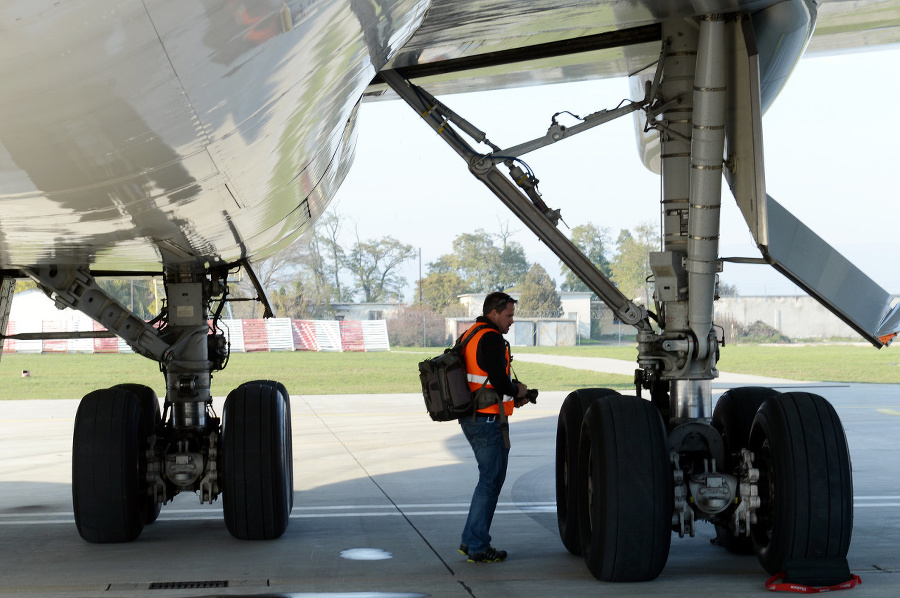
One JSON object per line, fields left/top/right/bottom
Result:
{"left": 714, "top": 296, "right": 875, "bottom": 340}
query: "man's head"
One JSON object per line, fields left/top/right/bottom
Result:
{"left": 483, "top": 292, "right": 517, "bottom": 334}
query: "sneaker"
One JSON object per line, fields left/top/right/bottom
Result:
{"left": 467, "top": 547, "right": 507, "bottom": 563}
{"left": 458, "top": 544, "right": 468, "bottom": 555}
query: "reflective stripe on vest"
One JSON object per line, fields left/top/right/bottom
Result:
{"left": 461, "top": 324, "right": 514, "bottom": 416}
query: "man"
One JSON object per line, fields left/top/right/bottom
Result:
{"left": 458, "top": 291, "right": 530, "bottom": 563}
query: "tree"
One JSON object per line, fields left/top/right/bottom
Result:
{"left": 386, "top": 305, "right": 447, "bottom": 347}
{"left": 451, "top": 232, "right": 503, "bottom": 292}
{"left": 417, "top": 271, "right": 467, "bottom": 314}
{"left": 230, "top": 210, "right": 354, "bottom": 318}
{"left": 718, "top": 282, "right": 740, "bottom": 298}
{"left": 345, "top": 230, "right": 416, "bottom": 302}
{"left": 97, "top": 279, "right": 158, "bottom": 319}
{"left": 497, "top": 241, "right": 530, "bottom": 290}
{"left": 315, "top": 211, "right": 348, "bottom": 302}
{"left": 609, "top": 222, "right": 659, "bottom": 305}
{"left": 517, "top": 263, "right": 562, "bottom": 317}
{"left": 428, "top": 229, "right": 530, "bottom": 294}
{"left": 560, "top": 223, "right": 612, "bottom": 292}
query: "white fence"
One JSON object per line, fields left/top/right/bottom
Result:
{"left": 2, "top": 319, "right": 390, "bottom": 354}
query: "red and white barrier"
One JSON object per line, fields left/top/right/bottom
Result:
{"left": 2, "top": 319, "right": 390, "bottom": 354}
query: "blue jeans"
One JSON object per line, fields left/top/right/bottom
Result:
{"left": 460, "top": 415, "right": 510, "bottom": 555}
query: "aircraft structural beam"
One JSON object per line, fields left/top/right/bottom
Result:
{"left": 380, "top": 69, "right": 650, "bottom": 330}
{"left": 23, "top": 266, "right": 172, "bottom": 361}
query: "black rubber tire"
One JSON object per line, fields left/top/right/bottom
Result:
{"left": 221, "top": 382, "right": 293, "bottom": 540}
{"left": 577, "top": 395, "right": 673, "bottom": 582}
{"left": 749, "top": 392, "right": 853, "bottom": 575}
{"left": 72, "top": 387, "right": 146, "bottom": 543}
{"left": 243, "top": 380, "right": 293, "bottom": 511}
{"left": 711, "top": 386, "right": 780, "bottom": 554}
{"left": 556, "top": 388, "right": 620, "bottom": 555}
{"left": 113, "top": 383, "right": 162, "bottom": 525}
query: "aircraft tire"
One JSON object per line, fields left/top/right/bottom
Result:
{"left": 711, "top": 386, "right": 780, "bottom": 554}
{"left": 576, "top": 394, "right": 672, "bottom": 582}
{"left": 221, "top": 381, "right": 292, "bottom": 540}
{"left": 555, "top": 388, "right": 619, "bottom": 556}
{"left": 749, "top": 392, "right": 853, "bottom": 575}
{"left": 72, "top": 387, "right": 146, "bottom": 543}
{"left": 113, "top": 383, "right": 162, "bottom": 525}
{"left": 240, "top": 380, "right": 293, "bottom": 511}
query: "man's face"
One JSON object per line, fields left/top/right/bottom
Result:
{"left": 488, "top": 303, "right": 515, "bottom": 334}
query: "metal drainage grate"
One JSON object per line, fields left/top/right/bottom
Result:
{"left": 148, "top": 580, "right": 228, "bottom": 590}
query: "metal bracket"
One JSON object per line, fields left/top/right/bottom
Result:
{"left": 734, "top": 448, "right": 760, "bottom": 537}
{"left": 239, "top": 259, "right": 275, "bottom": 319}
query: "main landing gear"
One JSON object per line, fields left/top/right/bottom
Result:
{"left": 380, "top": 6, "right": 856, "bottom": 584}
{"left": 26, "top": 265, "right": 294, "bottom": 543}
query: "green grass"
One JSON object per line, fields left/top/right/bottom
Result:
{"left": 716, "top": 344, "right": 900, "bottom": 384}
{"left": 0, "top": 351, "right": 632, "bottom": 400}
{"left": 1, "top": 343, "right": 896, "bottom": 400}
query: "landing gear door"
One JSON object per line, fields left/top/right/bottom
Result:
{"left": 723, "top": 16, "right": 767, "bottom": 246}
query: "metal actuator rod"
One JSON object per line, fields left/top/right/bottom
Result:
{"left": 380, "top": 69, "right": 650, "bottom": 329}
{"left": 486, "top": 100, "right": 646, "bottom": 162}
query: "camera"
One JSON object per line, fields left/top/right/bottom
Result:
{"left": 524, "top": 388, "right": 539, "bottom": 404}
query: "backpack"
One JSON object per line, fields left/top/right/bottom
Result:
{"left": 418, "top": 324, "right": 487, "bottom": 421}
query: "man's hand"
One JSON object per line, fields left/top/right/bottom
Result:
{"left": 514, "top": 382, "right": 527, "bottom": 398}
{"left": 514, "top": 382, "right": 528, "bottom": 407}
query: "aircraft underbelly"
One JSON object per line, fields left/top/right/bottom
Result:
{"left": 0, "top": 0, "right": 428, "bottom": 271}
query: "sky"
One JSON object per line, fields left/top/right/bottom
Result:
{"left": 328, "top": 45, "right": 900, "bottom": 301}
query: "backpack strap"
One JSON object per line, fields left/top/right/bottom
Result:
{"left": 454, "top": 323, "right": 488, "bottom": 351}
{"left": 453, "top": 324, "right": 489, "bottom": 421}
{"left": 496, "top": 393, "right": 511, "bottom": 449}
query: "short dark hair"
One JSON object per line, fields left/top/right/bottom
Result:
{"left": 483, "top": 292, "right": 517, "bottom": 316}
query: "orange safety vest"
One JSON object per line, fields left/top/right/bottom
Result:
{"left": 461, "top": 324, "right": 515, "bottom": 417}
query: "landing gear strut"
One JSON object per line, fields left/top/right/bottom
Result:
{"left": 25, "top": 264, "right": 293, "bottom": 542}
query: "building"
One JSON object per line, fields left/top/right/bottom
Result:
{"left": 330, "top": 301, "right": 403, "bottom": 321}
{"left": 450, "top": 291, "right": 593, "bottom": 347}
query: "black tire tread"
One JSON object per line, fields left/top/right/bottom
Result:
{"left": 556, "top": 388, "right": 620, "bottom": 555}
{"left": 113, "top": 383, "right": 162, "bottom": 525}
{"left": 577, "top": 395, "right": 672, "bottom": 582}
{"left": 222, "top": 382, "right": 292, "bottom": 540}
{"left": 72, "top": 388, "right": 145, "bottom": 543}
{"left": 750, "top": 392, "right": 853, "bottom": 574}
